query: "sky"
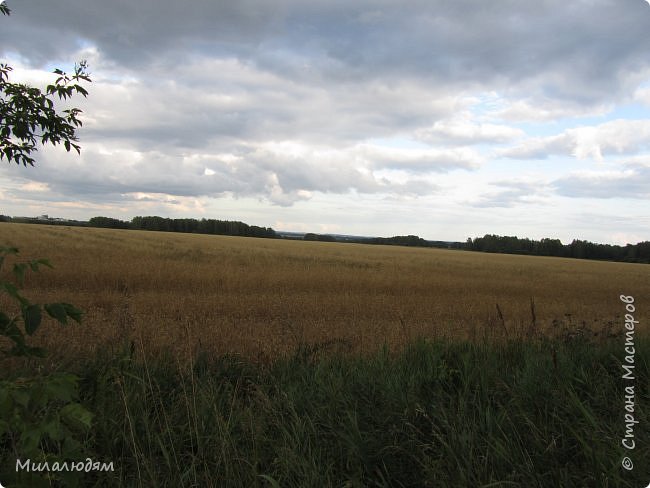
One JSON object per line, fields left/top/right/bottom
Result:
{"left": 1, "top": 0, "right": 650, "bottom": 245}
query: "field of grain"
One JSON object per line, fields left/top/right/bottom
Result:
{"left": 0, "top": 223, "right": 647, "bottom": 360}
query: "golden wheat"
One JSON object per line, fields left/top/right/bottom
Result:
{"left": 0, "top": 223, "right": 647, "bottom": 360}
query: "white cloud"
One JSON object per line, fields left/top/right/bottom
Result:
{"left": 467, "top": 179, "right": 552, "bottom": 208}
{"left": 21, "top": 182, "right": 50, "bottom": 192}
{"left": 3, "top": 137, "right": 464, "bottom": 207}
{"left": 494, "top": 98, "right": 611, "bottom": 122}
{"left": 500, "top": 119, "right": 650, "bottom": 161}
{"left": 551, "top": 163, "right": 650, "bottom": 199}
{"left": 358, "top": 144, "right": 482, "bottom": 173}
{"left": 609, "top": 232, "right": 646, "bottom": 245}
{"left": 415, "top": 117, "right": 525, "bottom": 145}
{"left": 633, "top": 86, "right": 650, "bottom": 106}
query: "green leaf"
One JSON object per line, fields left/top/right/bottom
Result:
{"left": 43, "top": 302, "right": 83, "bottom": 325}
{"left": 60, "top": 403, "right": 93, "bottom": 430}
{"left": 44, "top": 374, "right": 78, "bottom": 402}
{"left": 22, "top": 304, "right": 42, "bottom": 335}
{"left": 3, "top": 318, "right": 25, "bottom": 345}
{"left": 12, "top": 262, "right": 28, "bottom": 286}
{"left": 62, "top": 303, "right": 83, "bottom": 323}
{"left": 29, "top": 258, "right": 53, "bottom": 272}
{"left": 2, "top": 282, "right": 29, "bottom": 305}
{"left": 42, "top": 418, "right": 66, "bottom": 441}
{"left": 19, "top": 428, "right": 41, "bottom": 454}
{"left": 13, "top": 262, "right": 29, "bottom": 284}
{"left": 0, "top": 246, "right": 19, "bottom": 255}
{"left": 44, "top": 302, "right": 67, "bottom": 324}
{"left": 11, "top": 388, "right": 30, "bottom": 408}
{"left": 0, "top": 246, "right": 19, "bottom": 271}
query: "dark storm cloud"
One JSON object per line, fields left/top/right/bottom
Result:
{"left": 0, "top": 0, "right": 285, "bottom": 65}
{"left": 3, "top": 0, "right": 650, "bottom": 105}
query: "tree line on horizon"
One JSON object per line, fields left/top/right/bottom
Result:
{"left": 465, "top": 234, "right": 650, "bottom": 263}
{"left": 128, "top": 216, "right": 276, "bottom": 238}
{"left": 0, "top": 214, "right": 277, "bottom": 239}
{"left": 298, "top": 231, "right": 650, "bottom": 263}
{"left": 1, "top": 214, "right": 648, "bottom": 263}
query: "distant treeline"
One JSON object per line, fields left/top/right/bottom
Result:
{"left": 303, "top": 231, "right": 650, "bottom": 264}
{"left": 365, "top": 235, "right": 464, "bottom": 249}
{"left": 0, "top": 215, "right": 276, "bottom": 239}
{"left": 2, "top": 214, "right": 648, "bottom": 263}
{"left": 303, "top": 233, "right": 337, "bottom": 242}
{"left": 92, "top": 216, "right": 277, "bottom": 238}
{"left": 1, "top": 215, "right": 87, "bottom": 227}
{"left": 303, "top": 233, "right": 465, "bottom": 249}
{"left": 466, "top": 234, "right": 650, "bottom": 263}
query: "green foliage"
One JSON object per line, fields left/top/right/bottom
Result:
{"left": 0, "top": 4, "right": 91, "bottom": 167}
{"left": 0, "top": 247, "right": 82, "bottom": 356}
{"left": 0, "top": 247, "right": 92, "bottom": 486}
{"left": 0, "top": 5, "right": 95, "bottom": 484}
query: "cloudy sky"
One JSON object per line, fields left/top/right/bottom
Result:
{"left": 2, "top": 0, "right": 650, "bottom": 244}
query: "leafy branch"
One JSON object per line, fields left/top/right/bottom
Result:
{"left": 0, "top": 3, "right": 92, "bottom": 167}
{"left": 0, "top": 247, "right": 93, "bottom": 483}
{"left": 0, "top": 62, "right": 91, "bottom": 167}
{"left": 0, "top": 246, "right": 83, "bottom": 357}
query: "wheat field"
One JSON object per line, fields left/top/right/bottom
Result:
{"left": 0, "top": 223, "right": 647, "bottom": 361}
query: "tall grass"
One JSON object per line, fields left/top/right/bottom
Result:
{"left": 4, "top": 335, "right": 645, "bottom": 487}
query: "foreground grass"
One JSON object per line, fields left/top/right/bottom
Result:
{"left": 3, "top": 336, "right": 648, "bottom": 487}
